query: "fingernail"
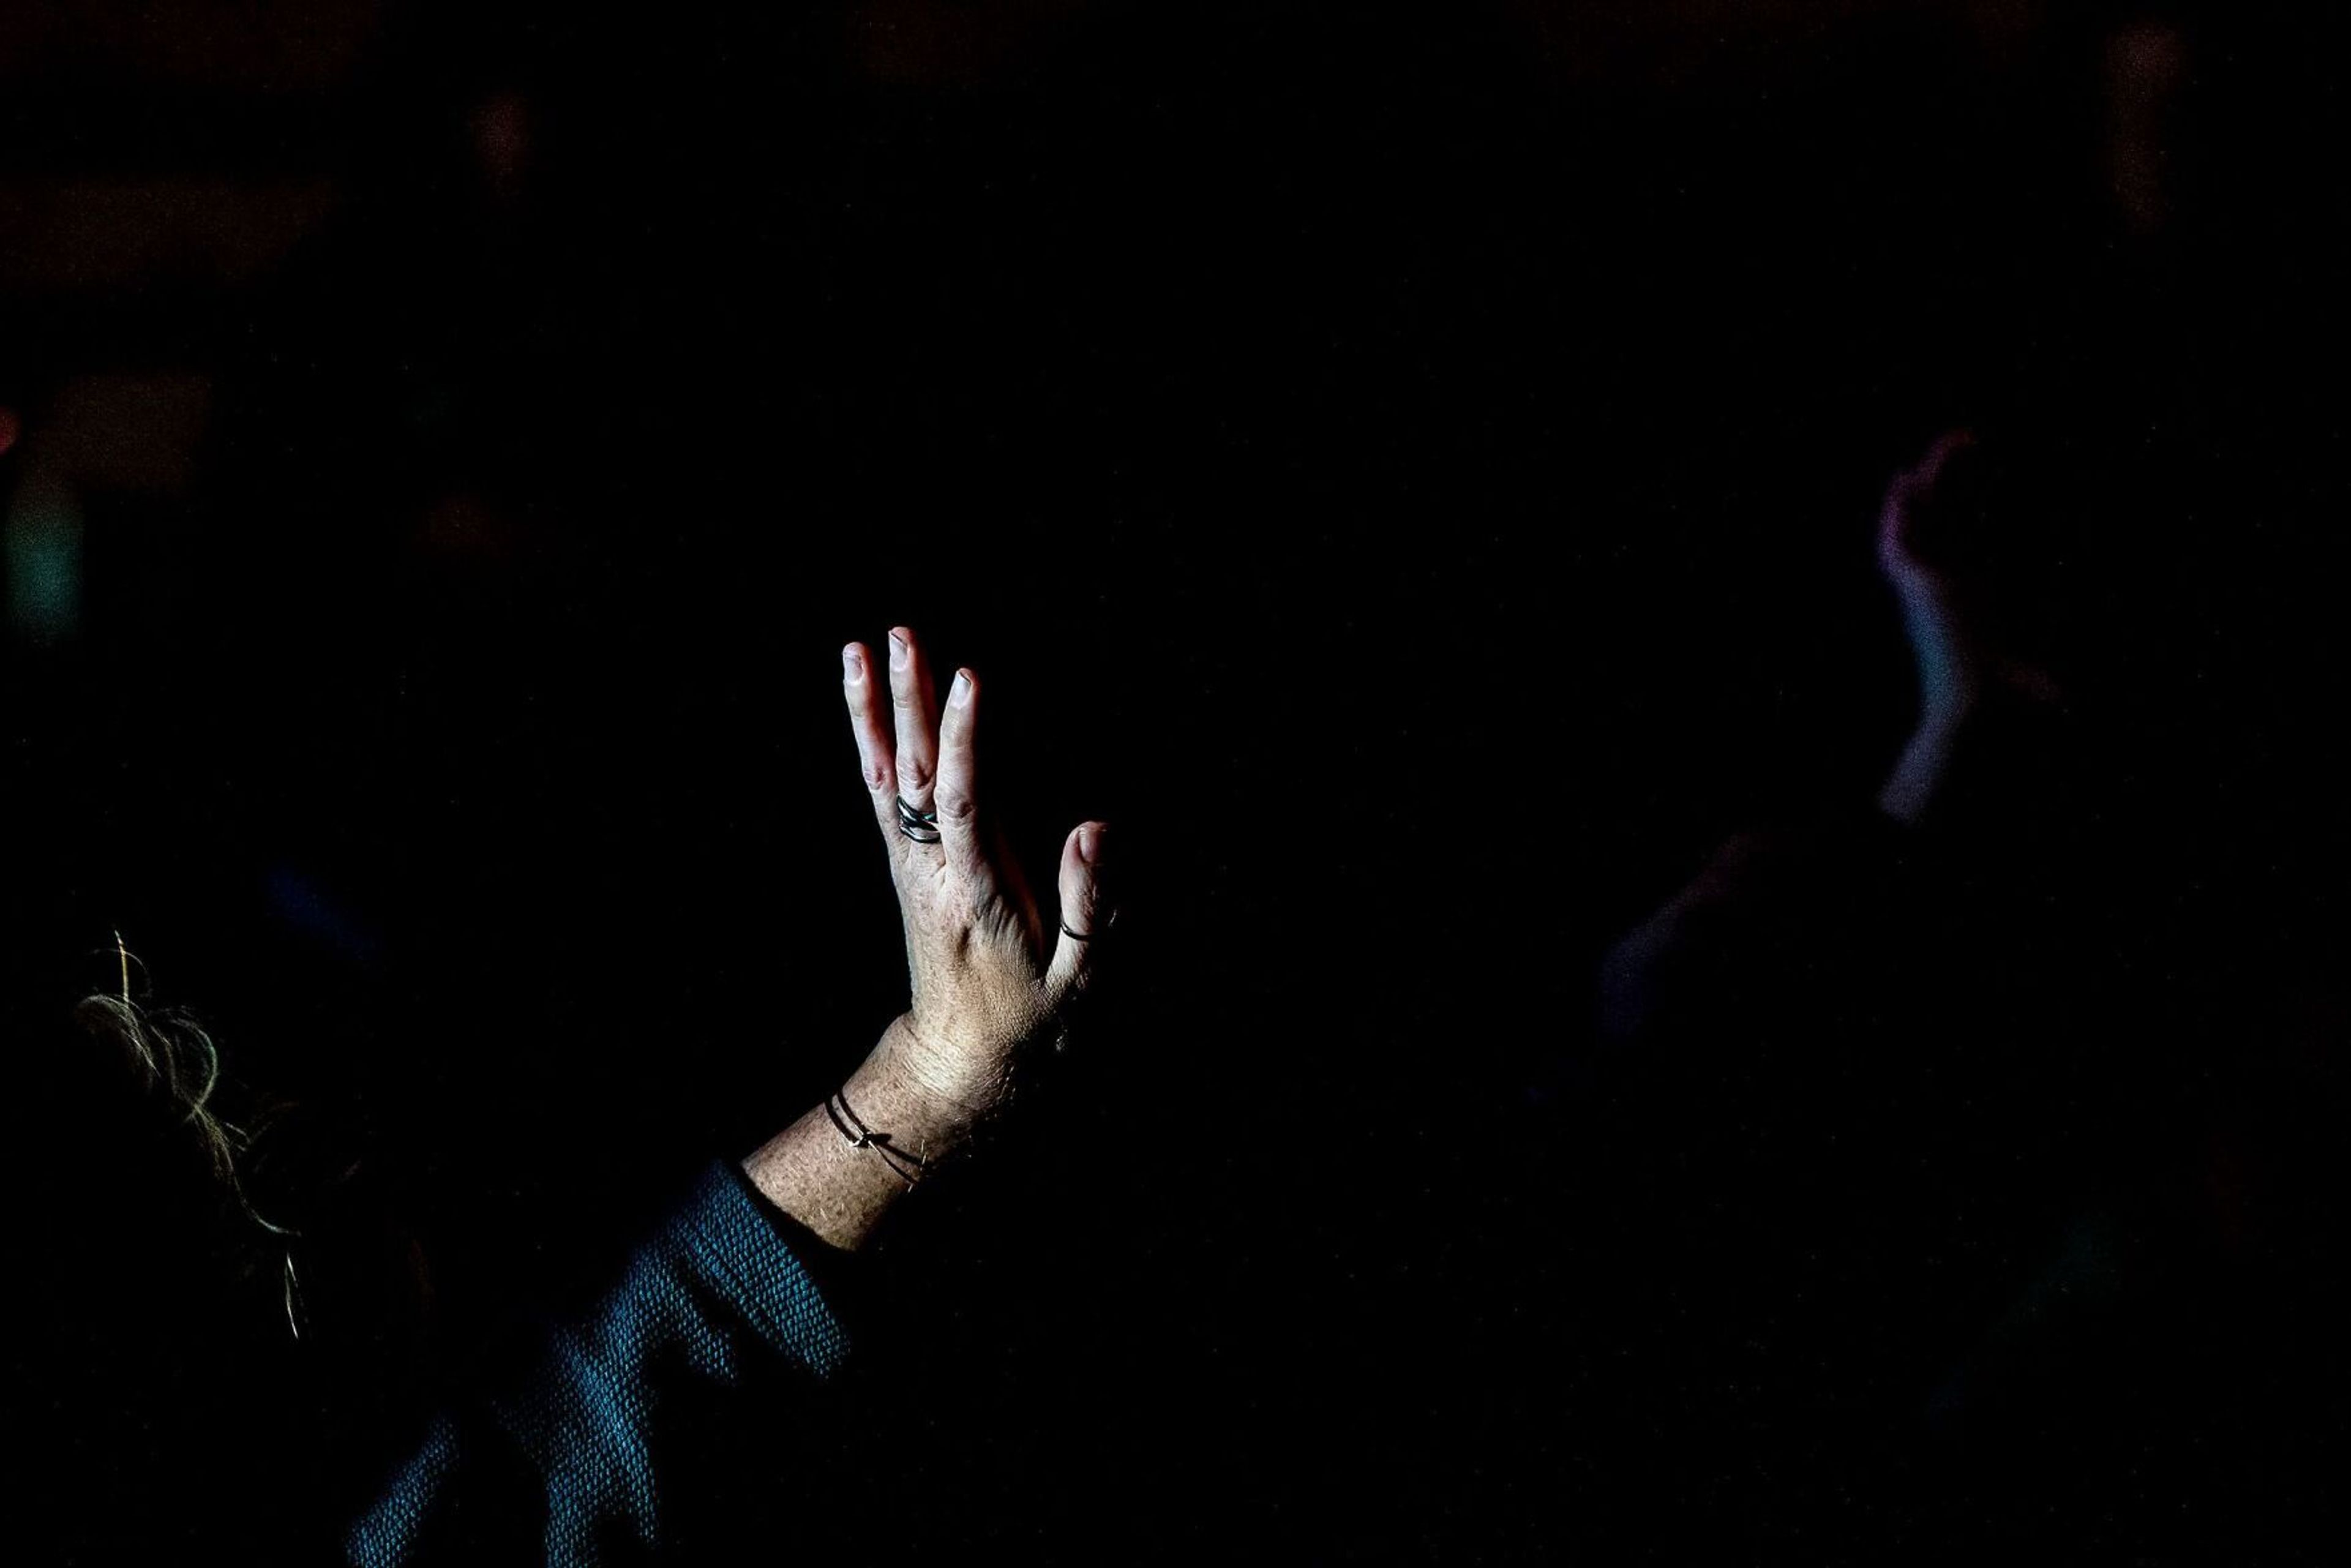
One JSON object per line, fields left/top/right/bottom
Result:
{"left": 842, "top": 647, "right": 861, "bottom": 680}
{"left": 950, "top": 670, "right": 972, "bottom": 706}
{"left": 1080, "top": 823, "right": 1108, "bottom": 865}
{"left": 888, "top": 632, "right": 910, "bottom": 669}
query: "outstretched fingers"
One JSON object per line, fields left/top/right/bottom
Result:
{"left": 850, "top": 632, "right": 1113, "bottom": 1026}
{"left": 1045, "top": 822, "right": 1112, "bottom": 1006}
{"left": 887, "top": 627, "right": 942, "bottom": 816}
{"left": 933, "top": 666, "right": 992, "bottom": 885}
{"left": 843, "top": 642, "right": 903, "bottom": 846}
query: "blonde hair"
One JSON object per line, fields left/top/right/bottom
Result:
{"left": 72, "top": 989, "right": 244, "bottom": 1182}
{"left": 71, "top": 953, "right": 306, "bottom": 1334}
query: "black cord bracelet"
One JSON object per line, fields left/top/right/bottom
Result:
{"left": 824, "top": 1089, "right": 929, "bottom": 1188}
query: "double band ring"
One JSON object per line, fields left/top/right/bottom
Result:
{"left": 896, "top": 795, "right": 942, "bottom": 844}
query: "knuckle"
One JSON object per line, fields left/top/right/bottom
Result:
{"left": 934, "top": 784, "right": 977, "bottom": 823}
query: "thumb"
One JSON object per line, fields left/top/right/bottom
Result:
{"left": 1044, "top": 821, "right": 1111, "bottom": 1008}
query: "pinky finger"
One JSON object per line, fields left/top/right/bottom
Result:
{"left": 1044, "top": 821, "right": 1112, "bottom": 1005}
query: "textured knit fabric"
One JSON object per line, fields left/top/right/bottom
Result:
{"left": 346, "top": 1161, "right": 853, "bottom": 1567}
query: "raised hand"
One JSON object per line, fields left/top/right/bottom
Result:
{"left": 838, "top": 626, "right": 1111, "bottom": 1137}
{"left": 744, "top": 628, "right": 1114, "bottom": 1249}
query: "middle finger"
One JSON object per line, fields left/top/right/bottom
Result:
{"left": 888, "top": 626, "right": 943, "bottom": 816}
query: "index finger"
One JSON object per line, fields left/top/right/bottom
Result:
{"left": 933, "top": 666, "right": 994, "bottom": 889}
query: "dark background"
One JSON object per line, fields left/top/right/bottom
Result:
{"left": 6, "top": 1, "right": 2349, "bottom": 1558}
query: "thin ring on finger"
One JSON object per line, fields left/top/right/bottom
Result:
{"left": 1062, "top": 910, "right": 1117, "bottom": 942}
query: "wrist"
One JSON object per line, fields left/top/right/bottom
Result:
{"left": 853, "top": 1014, "right": 1007, "bottom": 1153}
{"left": 740, "top": 1023, "right": 973, "bottom": 1254}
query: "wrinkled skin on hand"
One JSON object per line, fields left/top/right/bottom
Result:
{"left": 839, "top": 627, "right": 1111, "bottom": 1135}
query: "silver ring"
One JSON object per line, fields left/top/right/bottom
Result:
{"left": 896, "top": 795, "right": 942, "bottom": 844}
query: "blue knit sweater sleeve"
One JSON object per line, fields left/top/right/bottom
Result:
{"left": 346, "top": 1160, "right": 854, "bottom": 1567}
